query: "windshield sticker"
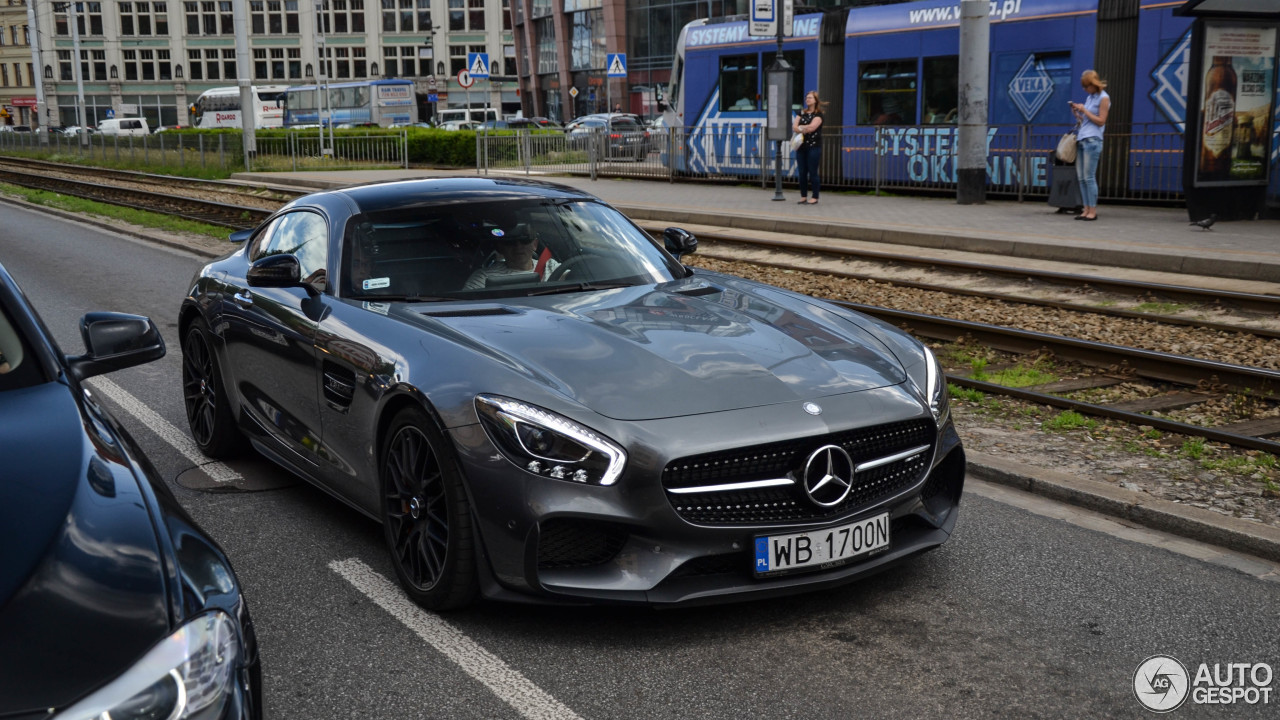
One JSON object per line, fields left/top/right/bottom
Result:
{"left": 491, "top": 228, "right": 505, "bottom": 237}
{"left": 362, "top": 301, "right": 390, "bottom": 315}
{"left": 363, "top": 277, "right": 391, "bottom": 290}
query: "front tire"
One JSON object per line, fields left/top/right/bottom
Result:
{"left": 182, "top": 317, "right": 244, "bottom": 458}
{"left": 381, "top": 406, "right": 478, "bottom": 611}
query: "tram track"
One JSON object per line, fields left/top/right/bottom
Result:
{"left": 5, "top": 158, "right": 1280, "bottom": 456}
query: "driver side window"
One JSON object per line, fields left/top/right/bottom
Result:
{"left": 252, "top": 211, "right": 330, "bottom": 283}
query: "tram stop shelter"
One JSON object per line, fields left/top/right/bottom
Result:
{"left": 1175, "top": 0, "right": 1280, "bottom": 220}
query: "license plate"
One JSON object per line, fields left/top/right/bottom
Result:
{"left": 753, "top": 513, "right": 890, "bottom": 576}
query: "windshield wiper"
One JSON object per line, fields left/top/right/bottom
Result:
{"left": 525, "top": 282, "right": 636, "bottom": 296}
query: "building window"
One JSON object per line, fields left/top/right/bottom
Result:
{"left": 534, "top": 17, "right": 556, "bottom": 75}
{"left": 449, "top": 43, "right": 484, "bottom": 76}
{"left": 316, "top": 0, "right": 364, "bottom": 34}
{"left": 92, "top": 48, "right": 106, "bottom": 80}
{"left": 569, "top": 8, "right": 603, "bottom": 72}
{"left": 502, "top": 44, "right": 515, "bottom": 77}
{"left": 184, "top": 1, "right": 232, "bottom": 35}
{"left": 447, "top": 0, "right": 482, "bottom": 31}
{"left": 55, "top": 2, "right": 105, "bottom": 36}
{"left": 501, "top": 0, "right": 510, "bottom": 31}
{"left": 382, "top": 46, "right": 418, "bottom": 77}
{"left": 223, "top": 48, "right": 237, "bottom": 78}
{"left": 122, "top": 49, "right": 167, "bottom": 81}
{"left": 1, "top": 65, "right": 8, "bottom": 87}
{"left": 382, "top": 0, "right": 427, "bottom": 33}
{"left": 250, "top": 0, "right": 299, "bottom": 34}
{"left": 118, "top": 2, "right": 169, "bottom": 36}
{"left": 288, "top": 48, "right": 301, "bottom": 78}
{"left": 187, "top": 49, "right": 202, "bottom": 79}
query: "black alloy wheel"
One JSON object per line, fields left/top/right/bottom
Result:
{"left": 182, "top": 318, "right": 243, "bottom": 458}
{"left": 381, "top": 407, "right": 478, "bottom": 610}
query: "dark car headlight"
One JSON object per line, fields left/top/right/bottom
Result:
{"left": 58, "top": 612, "right": 242, "bottom": 720}
{"left": 476, "top": 395, "right": 626, "bottom": 486}
{"left": 922, "top": 345, "right": 949, "bottom": 425}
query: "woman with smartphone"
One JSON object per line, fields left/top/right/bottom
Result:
{"left": 1068, "top": 70, "right": 1110, "bottom": 221}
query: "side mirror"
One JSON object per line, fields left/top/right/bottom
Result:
{"left": 66, "top": 312, "right": 166, "bottom": 382}
{"left": 663, "top": 227, "right": 698, "bottom": 260}
{"left": 229, "top": 228, "right": 254, "bottom": 243}
{"left": 247, "top": 254, "right": 302, "bottom": 288}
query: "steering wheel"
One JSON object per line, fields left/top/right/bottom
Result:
{"left": 548, "top": 255, "right": 590, "bottom": 281}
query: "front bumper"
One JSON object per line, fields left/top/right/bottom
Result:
{"left": 449, "top": 390, "right": 965, "bottom": 606}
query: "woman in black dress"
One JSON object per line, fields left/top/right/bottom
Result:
{"left": 792, "top": 91, "right": 826, "bottom": 205}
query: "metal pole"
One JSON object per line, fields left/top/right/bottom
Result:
{"left": 68, "top": 3, "right": 88, "bottom": 146}
{"left": 233, "top": 0, "right": 255, "bottom": 169}
{"left": 957, "top": 0, "right": 990, "bottom": 204}
{"left": 771, "top": 23, "right": 784, "bottom": 201}
{"left": 27, "top": 1, "right": 47, "bottom": 140}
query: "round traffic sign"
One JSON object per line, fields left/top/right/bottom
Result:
{"left": 457, "top": 69, "right": 474, "bottom": 89}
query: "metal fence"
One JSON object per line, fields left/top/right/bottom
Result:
{"left": 0, "top": 129, "right": 408, "bottom": 174}
{"left": 0, "top": 130, "right": 241, "bottom": 172}
{"left": 478, "top": 123, "right": 1189, "bottom": 203}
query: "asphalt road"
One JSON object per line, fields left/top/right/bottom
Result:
{"left": 3, "top": 202, "right": 1278, "bottom": 719}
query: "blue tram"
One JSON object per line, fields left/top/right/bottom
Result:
{"left": 283, "top": 79, "right": 418, "bottom": 128}
{"left": 663, "top": 0, "right": 1199, "bottom": 198}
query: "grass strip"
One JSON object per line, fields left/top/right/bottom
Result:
{"left": 0, "top": 183, "right": 229, "bottom": 240}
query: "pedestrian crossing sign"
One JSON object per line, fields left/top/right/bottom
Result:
{"left": 468, "top": 52, "right": 490, "bottom": 79}
{"left": 607, "top": 53, "right": 627, "bottom": 78}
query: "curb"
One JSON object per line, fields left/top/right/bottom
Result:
{"left": 966, "top": 450, "right": 1280, "bottom": 563}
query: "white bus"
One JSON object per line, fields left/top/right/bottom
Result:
{"left": 190, "top": 85, "right": 288, "bottom": 129}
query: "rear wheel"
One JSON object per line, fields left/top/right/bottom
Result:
{"left": 181, "top": 317, "right": 244, "bottom": 458}
{"left": 381, "top": 406, "right": 478, "bottom": 610}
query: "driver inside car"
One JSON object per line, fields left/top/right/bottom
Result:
{"left": 464, "top": 224, "right": 560, "bottom": 290}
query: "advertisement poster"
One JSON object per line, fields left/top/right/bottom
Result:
{"left": 1196, "top": 24, "right": 1277, "bottom": 186}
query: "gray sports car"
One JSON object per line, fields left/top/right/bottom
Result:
{"left": 180, "top": 177, "right": 964, "bottom": 609}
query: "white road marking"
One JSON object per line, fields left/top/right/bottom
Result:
{"left": 330, "top": 558, "right": 584, "bottom": 720}
{"left": 88, "top": 376, "right": 242, "bottom": 483}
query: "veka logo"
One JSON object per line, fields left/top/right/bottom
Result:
{"left": 1134, "top": 655, "right": 1190, "bottom": 713}
{"left": 1008, "top": 54, "right": 1054, "bottom": 122}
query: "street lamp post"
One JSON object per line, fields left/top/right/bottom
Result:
{"left": 52, "top": 3, "right": 89, "bottom": 145}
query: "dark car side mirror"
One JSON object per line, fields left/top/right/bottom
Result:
{"left": 663, "top": 227, "right": 698, "bottom": 260}
{"left": 229, "top": 228, "right": 254, "bottom": 243}
{"left": 66, "top": 312, "right": 166, "bottom": 382}
{"left": 247, "top": 254, "right": 303, "bottom": 288}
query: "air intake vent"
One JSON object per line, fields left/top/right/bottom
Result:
{"left": 421, "top": 306, "right": 517, "bottom": 318}
{"left": 673, "top": 285, "right": 723, "bottom": 297}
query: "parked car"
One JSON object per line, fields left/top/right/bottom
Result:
{"left": 98, "top": 117, "right": 150, "bottom": 136}
{"left": 8, "top": 125, "right": 31, "bottom": 133}
{"left": 178, "top": 177, "right": 964, "bottom": 610}
{"left": 437, "top": 119, "right": 479, "bottom": 131}
{"left": 566, "top": 113, "right": 651, "bottom": 161}
{"left": 61, "top": 125, "right": 96, "bottom": 135}
{"left": 153, "top": 124, "right": 190, "bottom": 133}
{"left": 0, "top": 262, "right": 261, "bottom": 718}
{"left": 391, "top": 122, "right": 435, "bottom": 129}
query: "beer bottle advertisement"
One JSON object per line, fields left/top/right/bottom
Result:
{"left": 1196, "top": 24, "right": 1277, "bottom": 186}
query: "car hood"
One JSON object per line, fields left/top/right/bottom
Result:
{"left": 406, "top": 278, "right": 908, "bottom": 421}
{"left": 0, "top": 381, "right": 170, "bottom": 714}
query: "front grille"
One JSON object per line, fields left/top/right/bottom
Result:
{"left": 537, "top": 519, "right": 628, "bottom": 569}
{"left": 663, "top": 419, "right": 935, "bottom": 526}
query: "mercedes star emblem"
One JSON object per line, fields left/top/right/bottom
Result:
{"left": 802, "top": 444, "right": 855, "bottom": 507}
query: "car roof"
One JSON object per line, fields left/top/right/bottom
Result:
{"left": 331, "top": 176, "right": 602, "bottom": 214}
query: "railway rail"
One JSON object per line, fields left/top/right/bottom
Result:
{"left": 4, "top": 158, "right": 1279, "bottom": 455}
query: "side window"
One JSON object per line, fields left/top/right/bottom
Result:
{"left": 857, "top": 60, "right": 917, "bottom": 125}
{"left": 719, "top": 54, "right": 759, "bottom": 112}
{"left": 252, "top": 211, "right": 330, "bottom": 282}
{"left": 922, "top": 56, "right": 959, "bottom": 124}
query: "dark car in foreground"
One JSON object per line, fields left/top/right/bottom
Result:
{"left": 179, "top": 177, "right": 964, "bottom": 609}
{"left": 0, "top": 262, "right": 260, "bottom": 718}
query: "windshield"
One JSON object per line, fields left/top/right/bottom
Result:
{"left": 342, "top": 199, "right": 684, "bottom": 300}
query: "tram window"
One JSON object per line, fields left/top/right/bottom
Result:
{"left": 762, "top": 50, "right": 805, "bottom": 113}
{"left": 857, "top": 60, "right": 916, "bottom": 125}
{"left": 922, "top": 56, "right": 958, "bottom": 124}
{"left": 719, "top": 54, "right": 759, "bottom": 112}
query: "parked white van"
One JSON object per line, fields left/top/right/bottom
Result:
{"left": 98, "top": 117, "right": 150, "bottom": 136}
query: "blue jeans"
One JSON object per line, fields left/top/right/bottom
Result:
{"left": 796, "top": 144, "right": 821, "bottom": 199}
{"left": 1076, "top": 136, "right": 1102, "bottom": 207}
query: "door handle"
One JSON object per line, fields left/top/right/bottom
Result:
{"left": 233, "top": 291, "right": 253, "bottom": 307}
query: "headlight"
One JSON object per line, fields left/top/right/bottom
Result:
{"left": 476, "top": 395, "right": 626, "bottom": 486}
{"left": 922, "top": 345, "right": 949, "bottom": 425}
{"left": 58, "top": 612, "right": 242, "bottom": 720}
